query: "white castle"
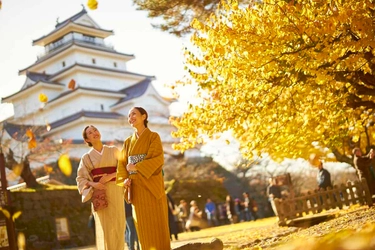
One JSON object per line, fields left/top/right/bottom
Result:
{"left": 0, "top": 7, "right": 181, "bottom": 171}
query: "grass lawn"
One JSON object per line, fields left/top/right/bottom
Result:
{"left": 171, "top": 205, "right": 375, "bottom": 250}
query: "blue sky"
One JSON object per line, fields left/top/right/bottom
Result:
{"left": 0, "top": 0, "right": 189, "bottom": 121}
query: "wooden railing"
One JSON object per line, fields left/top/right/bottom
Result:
{"left": 273, "top": 178, "right": 373, "bottom": 225}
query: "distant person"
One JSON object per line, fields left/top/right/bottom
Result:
{"left": 217, "top": 203, "right": 228, "bottom": 225}
{"left": 242, "top": 192, "right": 255, "bottom": 221}
{"left": 266, "top": 178, "right": 282, "bottom": 216}
{"left": 178, "top": 199, "right": 189, "bottom": 232}
{"left": 186, "top": 200, "right": 203, "bottom": 232}
{"left": 234, "top": 198, "right": 244, "bottom": 222}
{"left": 316, "top": 161, "right": 333, "bottom": 190}
{"left": 225, "top": 195, "right": 237, "bottom": 224}
{"left": 353, "top": 148, "right": 375, "bottom": 196}
{"left": 125, "top": 202, "right": 139, "bottom": 250}
{"left": 316, "top": 161, "right": 337, "bottom": 208}
{"left": 249, "top": 197, "right": 258, "bottom": 221}
{"left": 205, "top": 198, "right": 218, "bottom": 227}
{"left": 167, "top": 193, "right": 179, "bottom": 241}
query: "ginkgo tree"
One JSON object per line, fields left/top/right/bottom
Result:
{"left": 171, "top": 0, "right": 375, "bottom": 165}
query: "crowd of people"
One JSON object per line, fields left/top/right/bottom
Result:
{"left": 169, "top": 193, "right": 260, "bottom": 234}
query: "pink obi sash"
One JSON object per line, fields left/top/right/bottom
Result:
{"left": 91, "top": 167, "right": 117, "bottom": 182}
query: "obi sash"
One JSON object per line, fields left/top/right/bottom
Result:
{"left": 91, "top": 167, "right": 117, "bottom": 182}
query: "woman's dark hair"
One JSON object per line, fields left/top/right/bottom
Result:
{"left": 82, "top": 125, "right": 94, "bottom": 147}
{"left": 134, "top": 107, "right": 148, "bottom": 128}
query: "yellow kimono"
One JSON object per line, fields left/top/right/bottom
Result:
{"left": 77, "top": 145, "right": 125, "bottom": 250}
{"left": 116, "top": 128, "right": 170, "bottom": 250}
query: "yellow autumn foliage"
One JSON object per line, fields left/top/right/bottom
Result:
{"left": 171, "top": 0, "right": 375, "bottom": 162}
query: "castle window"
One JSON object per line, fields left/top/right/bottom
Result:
{"left": 101, "top": 104, "right": 104, "bottom": 111}
{"left": 62, "top": 61, "right": 66, "bottom": 67}
{"left": 92, "top": 58, "right": 96, "bottom": 64}
{"left": 114, "top": 62, "right": 117, "bottom": 68}
{"left": 82, "top": 35, "right": 95, "bottom": 43}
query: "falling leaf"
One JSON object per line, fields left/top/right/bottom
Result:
{"left": 13, "top": 163, "right": 23, "bottom": 177}
{"left": 68, "top": 79, "right": 76, "bottom": 90}
{"left": 0, "top": 208, "right": 10, "bottom": 219}
{"left": 87, "top": 0, "right": 98, "bottom": 10}
{"left": 28, "top": 138, "right": 37, "bottom": 149}
{"left": 25, "top": 129, "right": 33, "bottom": 138}
{"left": 38, "top": 93, "right": 48, "bottom": 103}
{"left": 44, "top": 164, "right": 53, "bottom": 174}
{"left": 12, "top": 211, "right": 22, "bottom": 221}
{"left": 26, "top": 129, "right": 37, "bottom": 149}
{"left": 58, "top": 154, "right": 72, "bottom": 176}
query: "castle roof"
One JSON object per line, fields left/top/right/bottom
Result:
{"left": 19, "top": 42, "right": 135, "bottom": 75}
{"left": 49, "top": 110, "right": 124, "bottom": 130}
{"left": 47, "top": 63, "right": 155, "bottom": 81}
{"left": 32, "top": 7, "right": 113, "bottom": 46}
{"left": 115, "top": 78, "right": 151, "bottom": 105}
{"left": 55, "top": 7, "right": 87, "bottom": 29}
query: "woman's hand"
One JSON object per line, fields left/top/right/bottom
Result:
{"left": 91, "top": 181, "right": 106, "bottom": 190}
{"left": 123, "top": 178, "right": 132, "bottom": 189}
{"left": 99, "top": 173, "right": 116, "bottom": 184}
{"left": 126, "top": 163, "right": 137, "bottom": 172}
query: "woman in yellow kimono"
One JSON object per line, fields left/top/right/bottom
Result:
{"left": 116, "top": 107, "right": 171, "bottom": 250}
{"left": 77, "top": 125, "right": 125, "bottom": 250}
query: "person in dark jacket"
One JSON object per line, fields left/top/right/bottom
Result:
{"left": 267, "top": 178, "right": 282, "bottom": 216}
{"left": 353, "top": 148, "right": 375, "bottom": 196}
{"left": 167, "top": 193, "right": 179, "bottom": 241}
{"left": 316, "top": 161, "right": 332, "bottom": 190}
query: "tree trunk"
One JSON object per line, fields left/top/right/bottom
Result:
{"left": 20, "top": 157, "right": 40, "bottom": 188}
{"left": 5, "top": 150, "right": 40, "bottom": 188}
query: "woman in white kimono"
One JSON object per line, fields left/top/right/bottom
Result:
{"left": 77, "top": 125, "right": 125, "bottom": 250}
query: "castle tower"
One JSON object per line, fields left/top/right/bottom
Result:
{"left": 1, "top": 7, "right": 178, "bottom": 167}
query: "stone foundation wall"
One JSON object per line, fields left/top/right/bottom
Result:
{"left": 10, "top": 187, "right": 94, "bottom": 249}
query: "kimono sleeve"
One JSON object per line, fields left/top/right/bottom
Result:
{"left": 136, "top": 132, "right": 164, "bottom": 179}
{"left": 116, "top": 141, "right": 129, "bottom": 186}
{"left": 76, "top": 154, "right": 93, "bottom": 194}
